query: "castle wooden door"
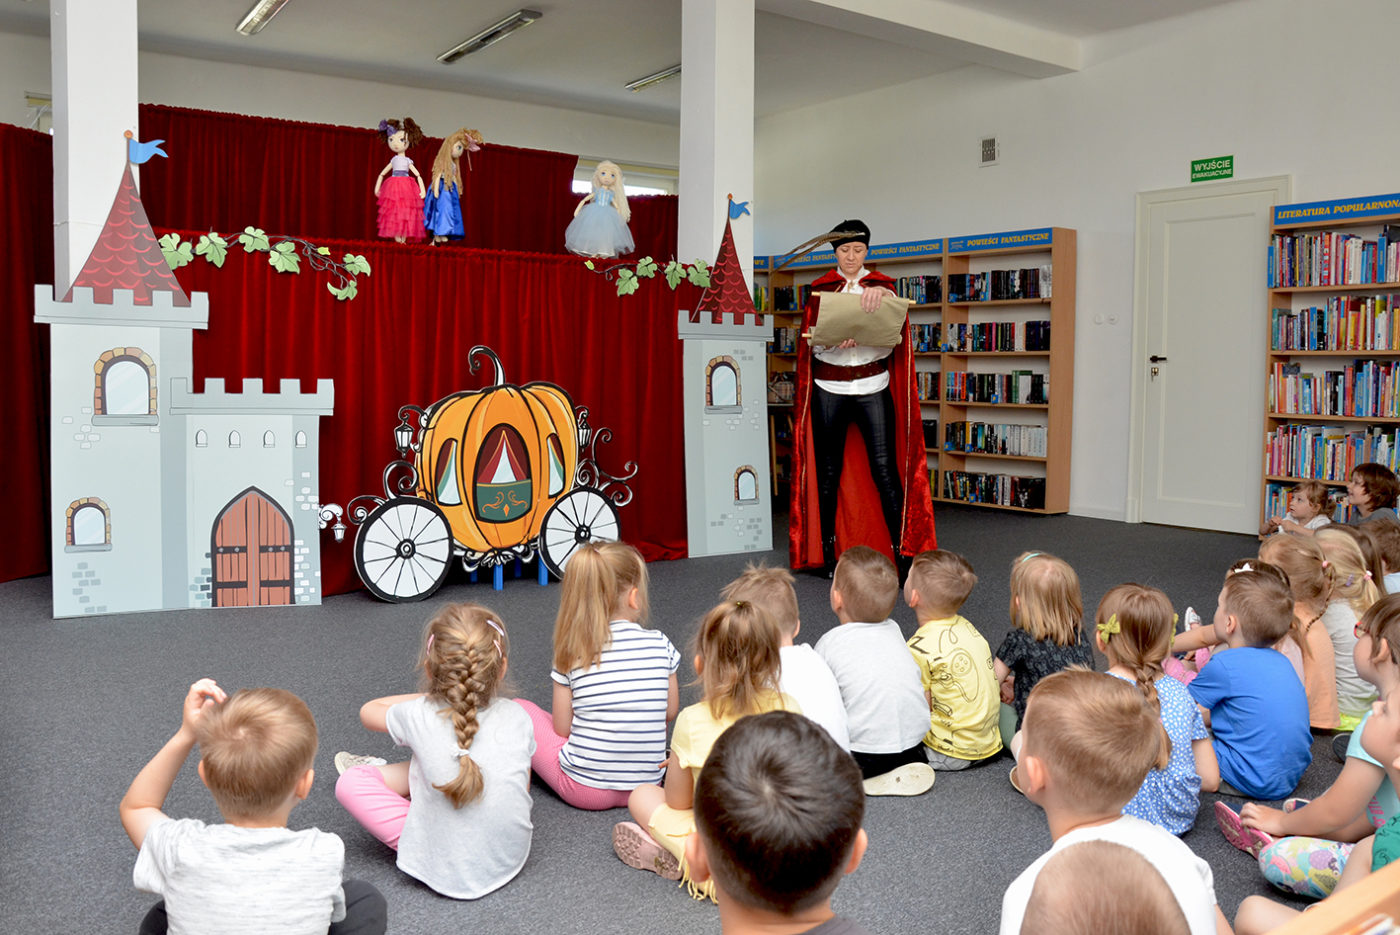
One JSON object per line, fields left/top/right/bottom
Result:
{"left": 211, "top": 488, "right": 293, "bottom": 607}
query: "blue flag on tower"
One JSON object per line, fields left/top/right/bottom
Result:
{"left": 128, "top": 137, "right": 167, "bottom": 165}
{"left": 728, "top": 196, "right": 750, "bottom": 219}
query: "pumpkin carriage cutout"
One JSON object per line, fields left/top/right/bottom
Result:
{"left": 339, "top": 346, "right": 637, "bottom": 601}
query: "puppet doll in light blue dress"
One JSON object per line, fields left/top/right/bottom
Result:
{"left": 565, "top": 160, "right": 635, "bottom": 258}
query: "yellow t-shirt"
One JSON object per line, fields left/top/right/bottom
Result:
{"left": 906, "top": 615, "right": 1002, "bottom": 760}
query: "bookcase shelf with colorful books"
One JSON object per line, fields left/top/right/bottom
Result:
{"left": 755, "top": 225, "right": 1075, "bottom": 514}
{"left": 1262, "top": 193, "right": 1400, "bottom": 520}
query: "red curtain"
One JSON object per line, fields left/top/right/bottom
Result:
{"left": 2, "top": 110, "right": 693, "bottom": 590}
{"left": 1, "top": 125, "right": 54, "bottom": 582}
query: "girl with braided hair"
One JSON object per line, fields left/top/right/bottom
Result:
{"left": 1094, "top": 583, "right": 1218, "bottom": 835}
{"left": 334, "top": 603, "right": 534, "bottom": 899}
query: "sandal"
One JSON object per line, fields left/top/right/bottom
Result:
{"left": 1215, "top": 801, "right": 1275, "bottom": 858}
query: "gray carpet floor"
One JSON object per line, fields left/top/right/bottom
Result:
{"left": 0, "top": 505, "right": 1342, "bottom": 934}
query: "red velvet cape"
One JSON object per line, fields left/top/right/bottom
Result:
{"left": 787, "top": 268, "right": 938, "bottom": 568}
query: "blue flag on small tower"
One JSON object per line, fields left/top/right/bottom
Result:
{"left": 126, "top": 134, "right": 167, "bottom": 165}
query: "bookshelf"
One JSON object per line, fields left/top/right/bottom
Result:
{"left": 756, "top": 226, "right": 1075, "bottom": 514}
{"left": 1262, "top": 193, "right": 1400, "bottom": 522}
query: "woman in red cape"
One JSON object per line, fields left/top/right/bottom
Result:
{"left": 788, "top": 219, "right": 937, "bottom": 574}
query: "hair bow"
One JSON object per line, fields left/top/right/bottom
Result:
{"left": 1096, "top": 613, "right": 1120, "bottom": 641}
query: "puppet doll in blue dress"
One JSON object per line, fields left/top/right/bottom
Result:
{"left": 373, "top": 117, "right": 427, "bottom": 243}
{"left": 565, "top": 160, "right": 635, "bottom": 258}
{"left": 424, "top": 128, "right": 484, "bottom": 245}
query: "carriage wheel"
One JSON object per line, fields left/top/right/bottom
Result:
{"left": 540, "top": 489, "right": 620, "bottom": 579}
{"left": 354, "top": 496, "right": 454, "bottom": 603}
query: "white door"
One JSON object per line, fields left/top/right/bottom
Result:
{"left": 1131, "top": 177, "right": 1290, "bottom": 534}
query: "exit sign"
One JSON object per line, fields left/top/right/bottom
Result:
{"left": 1191, "top": 155, "right": 1234, "bottom": 182}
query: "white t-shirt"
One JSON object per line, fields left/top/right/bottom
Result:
{"left": 1321, "top": 600, "right": 1377, "bottom": 718}
{"left": 999, "top": 815, "right": 1218, "bottom": 935}
{"left": 780, "top": 643, "right": 852, "bottom": 750}
{"left": 133, "top": 818, "right": 346, "bottom": 935}
{"left": 815, "top": 619, "right": 929, "bottom": 754}
{"left": 387, "top": 694, "right": 535, "bottom": 899}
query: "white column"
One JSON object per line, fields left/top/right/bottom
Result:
{"left": 678, "top": 0, "right": 754, "bottom": 287}
{"left": 51, "top": 0, "right": 139, "bottom": 294}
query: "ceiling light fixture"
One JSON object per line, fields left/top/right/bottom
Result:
{"left": 625, "top": 64, "right": 682, "bottom": 93}
{"left": 236, "top": 0, "right": 294, "bottom": 36}
{"left": 437, "top": 9, "right": 543, "bottom": 64}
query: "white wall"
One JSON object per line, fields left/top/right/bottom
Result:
{"left": 755, "top": 0, "right": 1400, "bottom": 521}
{"left": 0, "top": 30, "right": 680, "bottom": 166}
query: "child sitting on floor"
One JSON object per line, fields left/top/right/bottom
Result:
{"left": 1095, "top": 583, "right": 1219, "bottom": 834}
{"left": 815, "top": 545, "right": 936, "bottom": 795}
{"left": 615, "top": 599, "right": 797, "bottom": 899}
{"left": 903, "top": 549, "right": 1001, "bottom": 769}
{"left": 1187, "top": 564, "right": 1312, "bottom": 801}
{"left": 515, "top": 541, "right": 680, "bottom": 810}
{"left": 120, "top": 679, "right": 386, "bottom": 935}
{"left": 994, "top": 550, "right": 1095, "bottom": 761}
{"left": 1260, "top": 479, "right": 1332, "bottom": 538}
{"left": 1000, "top": 669, "right": 1226, "bottom": 935}
{"left": 688, "top": 710, "right": 871, "bottom": 935}
{"left": 722, "top": 563, "right": 850, "bottom": 749}
{"left": 1348, "top": 461, "right": 1400, "bottom": 525}
{"left": 1316, "top": 525, "right": 1383, "bottom": 727}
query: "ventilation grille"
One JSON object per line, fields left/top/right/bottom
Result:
{"left": 980, "top": 137, "right": 999, "bottom": 167}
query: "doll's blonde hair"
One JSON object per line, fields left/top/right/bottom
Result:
{"left": 553, "top": 541, "right": 650, "bottom": 672}
{"left": 421, "top": 603, "right": 509, "bottom": 808}
{"left": 429, "top": 128, "right": 483, "bottom": 197}
{"left": 592, "top": 160, "right": 630, "bottom": 223}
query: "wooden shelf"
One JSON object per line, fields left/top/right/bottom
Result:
{"left": 909, "top": 302, "right": 942, "bottom": 311}
{"left": 1269, "top": 282, "right": 1400, "bottom": 294}
{"left": 943, "top": 350, "right": 1049, "bottom": 358}
{"left": 1269, "top": 349, "right": 1400, "bottom": 357}
{"left": 943, "top": 450, "right": 1048, "bottom": 463}
{"left": 942, "top": 401, "right": 1051, "bottom": 410}
{"left": 1266, "top": 412, "right": 1400, "bottom": 424}
{"left": 1266, "top": 474, "right": 1347, "bottom": 487}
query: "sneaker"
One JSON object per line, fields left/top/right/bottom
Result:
{"left": 1214, "top": 801, "right": 1275, "bottom": 858}
{"left": 334, "top": 751, "right": 387, "bottom": 775}
{"left": 1009, "top": 765, "right": 1025, "bottom": 796}
{"left": 862, "top": 762, "right": 936, "bottom": 797}
{"left": 612, "top": 821, "right": 681, "bottom": 880}
{"left": 1332, "top": 732, "right": 1352, "bottom": 763}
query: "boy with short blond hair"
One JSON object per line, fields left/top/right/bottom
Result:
{"left": 904, "top": 549, "right": 1001, "bottom": 769}
{"left": 815, "top": 546, "right": 934, "bottom": 795}
{"left": 1001, "top": 670, "right": 1225, "bottom": 935}
{"left": 120, "top": 679, "right": 386, "bottom": 935}
{"left": 723, "top": 563, "right": 850, "bottom": 750}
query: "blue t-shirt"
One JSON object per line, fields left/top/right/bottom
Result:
{"left": 1187, "top": 646, "right": 1311, "bottom": 800}
{"left": 1113, "top": 673, "right": 1209, "bottom": 835}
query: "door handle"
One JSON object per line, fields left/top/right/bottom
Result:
{"left": 1149, "top": 355, "right": 1168, "bottom": 363}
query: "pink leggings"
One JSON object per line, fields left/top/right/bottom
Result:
{"left": 335, "top": 766, "right": 409, "bottom": 851}
{"left": 513, "top": 698, "right": 632, "bottom": 810}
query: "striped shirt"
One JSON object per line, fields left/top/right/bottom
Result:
{"left": 552, "top": 621, "right": 681, "bottom": 789}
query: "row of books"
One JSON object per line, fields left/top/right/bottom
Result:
{"left": 1269, "top": 360, "right": 1400, "bottom": 418}
{"left": 943, "top": 321, "right": 1051, "bottom": 353}
{"left": 760, "top": 285, "right": 814, "bottom": 312}
{"left": 1270, "top": 296, "right": 1400, "bottom": 352}
{"left": 941, "top": 471, "right": 1047, "bottom": 510}
{"left": 915, "top": 371, "right": 942, "bottom": 402}
{"left": 1263, "top": 423, "right": 1400, "bottom": 481}
{"left": 911, "top": 323, "right": 942, "bottom": 352}
{"left": 921, "top": 419, "right": 939, "bottom": 449}
{"left": 893, "top": 275, "right": 942, "bottom": 304}
{"left": 946, "top": 267, "right": 1052, "bottom": 303}
{"left": 769, "top": 327, "right": 799, "bottom": 353}
{"left": 944, "top": 421, "right": 1048, "bottom": 457}
{"left": 944, "top": 370, "right": 1048, "bottom": 405}
{"left": 1262, "top": 482, "right": 1350, "bottom": 525}
{"left": 1269, "top": 227, "right": 1400, "bottom": 288}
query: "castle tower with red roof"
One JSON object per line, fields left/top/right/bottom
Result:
{"left": 676, "top": 199, "right": 773, "bottom": 557}
{"left": 34, "top": 140, "right": 333, "bottom": 618}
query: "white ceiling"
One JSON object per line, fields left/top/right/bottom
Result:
{"left": 0, "top": 0, "right": 1246, "bottom": 122}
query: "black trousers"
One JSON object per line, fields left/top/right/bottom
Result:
{"left": 811, "top": 384, "right": 905, "bottom": 561}
{"left": 851, "top": 743, "right": 929, "bottom": 780}
{"left": 139, "top": 878, "right": 388, "bottom": 935}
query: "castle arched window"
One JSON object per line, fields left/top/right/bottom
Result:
{"left": 65, "top": 498, "right": 111, "bottom": 552}
{"left": 294, "top": 431, "right": 307, "bottom": 448}
{"left": 263, "top": 431, "right": 276, "bottom": 448}
{"left": 228, "top": 431, "right": 241, "bottom": 448}
{"left": 706, "top": 356, "right": 741, "bottom": 413}
{"left": 92, "top": 347, "right": 157, "bottom": 425}
{"left": 734, "top": 466, "right": 759, "bottom": 504}
{"left": 194, "top": 430, "right": 208, "bottom": 448}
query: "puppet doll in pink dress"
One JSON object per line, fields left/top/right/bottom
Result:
{"left": 374, "top": 118, "right": 427, "bottom": 243}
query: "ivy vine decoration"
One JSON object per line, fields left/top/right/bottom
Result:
{"left": 584, "top": 256, "right": 711, "bottom": 296}
{"left": 158, "top": 228, "right": 372, "bottom": 301}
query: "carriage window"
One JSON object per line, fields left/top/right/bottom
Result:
{"left": 706, "top": 357, "right": 741, "bottom": 412}
{"left": 263, "top": 431, "right": 276, "bottom": 448}
{"left": 65, "top": 498, "right": 112, "bottom": 552}
{"left": 475, "top": 425, "right": 531, "bottom": 523}
{"left": 547, "top": 434, "right": 566, "bottom": 496}
{"left": 435, "top": 438, "right": 462, "bottom": 506}
{"left": 734, "top": 466, "right": 759, "bottom": 504}
{"left": 93, "top": 348, "right": 158, "bottom": 424}
{"left": 194, "top": 430, "right": 208, "bottom": 448}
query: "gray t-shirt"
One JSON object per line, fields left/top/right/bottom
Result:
{"left": 133, "top": 818, "right": 345, "bottom": 935}
{"left": 1322, "top": 600, "right": 1378, "bottom": 718}
{"left": 386, "top": 694, "right": 535, "bottom": 899}
{"left": 814, "top": 619, "right": 929, "bottom": 754}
